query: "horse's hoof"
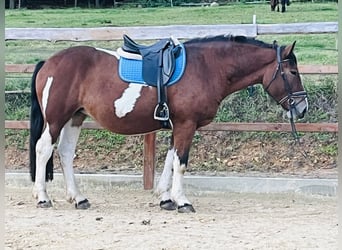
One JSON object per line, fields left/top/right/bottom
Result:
{"left": 178, "top": 204, "right": 196, "bottom": 213}
{"left": 75, "top": 199, "right": 91, "bottom": 209}
{"left": 37, "top": 200, "right": 52, "bottom": 208}
{"left": 160, "top": 199, "right": 177, "bottom": 211}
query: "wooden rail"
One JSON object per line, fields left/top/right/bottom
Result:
{"left": 5, "top": 22, "right": 338, "bottom": 189}
{"left": 5, "top": 64, "right": 338, "bottom": 75}
{"left": 5, "top": 22, "right": 338, "bottom": 41}
{"left": 4, "top": 120, "right": 339, "bottom": 190}
{"left": 5, "top": 120, "right": 338, "bottom": 133}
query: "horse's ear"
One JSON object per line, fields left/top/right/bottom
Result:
{"left": 283, "top": 41, "right": 296, "bottom": 57}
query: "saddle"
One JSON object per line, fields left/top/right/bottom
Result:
{"left": 121, "top": 35, "right": 182, "bottom": 128}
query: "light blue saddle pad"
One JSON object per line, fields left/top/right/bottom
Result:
{"left": 118, "top": 44, "right": 186, "bottom": 87}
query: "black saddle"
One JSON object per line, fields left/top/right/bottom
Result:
{"left": 121, "top": 35, "right": 181, "bottom": 127}
{"left": 122, "top": 34, "right": 180, "bottom": 85}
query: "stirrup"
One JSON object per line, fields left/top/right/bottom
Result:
{"left": 154, "top": 103, "right": 169, "bottom": 121}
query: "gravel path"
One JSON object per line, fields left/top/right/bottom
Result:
{"left": 5, "top": 185, "right": 337, "bottom": 250}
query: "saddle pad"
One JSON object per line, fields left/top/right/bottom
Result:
{"left": 118, "top": 44, "right": 186, "bottom": 87}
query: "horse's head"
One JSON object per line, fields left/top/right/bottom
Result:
{"left": 263, "top": 42, "right": 308, "bottom": 120}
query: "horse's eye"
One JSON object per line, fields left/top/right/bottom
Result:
{"left": 290, "top": 70, "right": 298, "bottom": 76}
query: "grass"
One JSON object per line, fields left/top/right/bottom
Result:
{"left": 5, "top": 2, "right": 338, "bottom": 122}
{"left": 5, "top": 3, "right": 338, "bottom": 27}
{"left": 4, "top": 33, "right": 338, "bottom": 65}
{"left": 5, "top": 3, "right": 338, "bottom": 65}
{"left": 5, "top": 76, "right": 337, "bottom": 124}
{"left": 5, "top": 3, "right": 338, "bottom": 157}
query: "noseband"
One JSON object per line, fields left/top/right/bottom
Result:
{"left": 264, "top": 46, "right": 307, "bottom": 140}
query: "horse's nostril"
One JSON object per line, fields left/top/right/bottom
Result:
{"left": 298, "top": 108, "right": 307, "bottom": 119}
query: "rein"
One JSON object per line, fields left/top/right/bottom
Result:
{"left": 264, "top": 46, "right": 307, "bottom": 141}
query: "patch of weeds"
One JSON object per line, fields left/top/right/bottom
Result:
{"left": 319, "top": 144, "right": 337, "bottom": 157}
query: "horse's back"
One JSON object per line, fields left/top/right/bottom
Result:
{"left": 35, "top": 45, "right": 120, "bottom": 98}
{"left": 38, "top": 46, "right": 117, "bottom": 77}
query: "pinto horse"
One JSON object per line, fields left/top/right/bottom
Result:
{"left": 30, "top": 35, "right": 308, "bottom": 213}
{"left": 270, "top": 0, "right": 290, "bottom": 12}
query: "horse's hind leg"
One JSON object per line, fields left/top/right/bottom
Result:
{"left": 57, "top": 115, "right": 90, "bottom": 209}
{"left": 33, "top": 124, "right": 54, "bottom": 208}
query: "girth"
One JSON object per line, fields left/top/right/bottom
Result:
{"left": 122, "top": 35, "right": 181, "bottom": 128}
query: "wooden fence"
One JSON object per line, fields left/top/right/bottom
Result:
{"left": 5, "top": 23, "right": 338, "bottom": 189}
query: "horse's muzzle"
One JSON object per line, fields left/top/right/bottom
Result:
{"left": 286, "top": 97, "right": 308, "bottom": 120}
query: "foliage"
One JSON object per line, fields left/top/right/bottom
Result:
{"left": 5, "top": 76, "right": 337, "bottom": 124}
{"left": 5, "top": 3, "right": 338, "bottom": 159}
{"left": 214, "top": 75, "right": 337, "bottom": 124}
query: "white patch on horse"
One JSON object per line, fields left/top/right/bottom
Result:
{"left": 42, "top": 76, "right": 53, "bottom": 115}
{"left": 95, "top": 47, "right": 120, "bottom": 60}
{"left": 114, "top": 83, "right": 144, "bottom": 118}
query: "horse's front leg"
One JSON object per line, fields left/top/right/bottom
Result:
{"left": 281, "top": 0, "right": 286, "bottom": 12}
{"left": 57, "top": 119, "right": 90, "bottom": 209}
{"left": 156, "top": 148, "right": 177, "bottom": 211}
{"left": 171, "top": 149, "right": 196, "bottom": 213}
{"left": 156, "top": 148, "right": 195, "bottom": 213}
{"left": 156, "top": 126, "right": 196, "bottom": 213}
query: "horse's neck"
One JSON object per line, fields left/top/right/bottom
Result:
{"left": 223, "top": 45, "right": 275, "bottom": 95}
{"left": 185, "top": 42, "right": 275, "bottom": 102}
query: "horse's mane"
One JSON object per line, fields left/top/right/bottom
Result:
{"left": 184, "top": 34, "right": 275, "bottom": 49}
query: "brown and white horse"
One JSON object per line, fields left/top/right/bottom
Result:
{"left": 30, "top": 35, "right": 308, "bottom": 213}
{"left": 271, "top": 0, "right": 290, "bottom": 12}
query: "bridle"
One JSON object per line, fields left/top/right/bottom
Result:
{"left": 264, "top": 45, "right": 307, "bottom": 140}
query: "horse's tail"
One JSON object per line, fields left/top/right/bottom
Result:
{"left": 29, "top": 61, "right": 54, "bottom": 182}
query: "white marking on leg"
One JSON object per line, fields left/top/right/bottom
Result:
{"left": 171, "top": 151, "right": 191, "bottom": 206}
{"left": 42, "top": 77, "right": 53, "bottom": 115}
{"left": 156, "top": 148, "right": 175, "bottom": 201}
{"left": 58, "top": 119, "right": 87, "bottom": 204}
{"left": 114, "top": 83, "right": 144, "bottom": 118}
{"left": 32, "top": 123, "right": 53, "bottom": 203}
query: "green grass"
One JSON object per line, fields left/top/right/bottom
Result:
{"left": 5, "top": 3, "right": 338, "bottom": 27}
{"left": 4, "top": 3, "right": 338, "bottom": 122}
{"left": 5, "top": 3, "right": 338, "bottom": 155}
{"left": 5, "top": 77, "right": 336, "bottom": 124}
{"left": 4, "top": 33, "right": 338, "bottom": 65}
{"left": 5, "top": 3, "right": 338, "bottom": 65}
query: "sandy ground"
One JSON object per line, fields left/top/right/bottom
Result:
{"left": 5, "top": 185, "right": 337, "bottom": 250}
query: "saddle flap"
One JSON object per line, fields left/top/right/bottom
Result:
{"left": 142, "top": 51, "right": 161, "bottom": 84}
{"left": 162, "top": 47, "right": 175, "bottom": 80}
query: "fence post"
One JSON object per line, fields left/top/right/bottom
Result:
{"left": 143, "top": 132, "right": 156, "bottom": 190}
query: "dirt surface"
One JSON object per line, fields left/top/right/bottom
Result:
{"left": 5, "top": 186, "right": 338, "bottom": 250}
{"left": 5, "top": 131, "right": 338, "bottom": 178}
{"left": 5, "top": 131, "right": 338, "bottom": 249}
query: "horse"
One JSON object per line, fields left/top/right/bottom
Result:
{"left": 30, "top": 35, "right": 308, "bottom": 213}
{"left": 270, "top": 0, "right": 290, "bottom": 12}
